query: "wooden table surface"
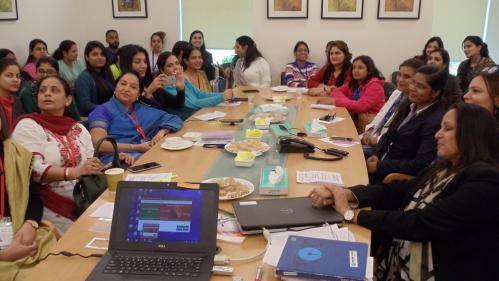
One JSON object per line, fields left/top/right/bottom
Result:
{"left": 24, "top": 86, "right": 370, "bottom": 281}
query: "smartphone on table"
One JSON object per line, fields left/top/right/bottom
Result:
{"left": 127, "top": 162, "right": 161, "bottom": 173}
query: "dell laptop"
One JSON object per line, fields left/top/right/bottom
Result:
{"left": 232, "top": 197, "right": 343, "bottom": 234}
{"left": 87, "top": 181, "right": 219, "bottom": 281}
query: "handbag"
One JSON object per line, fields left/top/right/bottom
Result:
{"left": 72, "top": 136, "right": 123, "bottom": 218}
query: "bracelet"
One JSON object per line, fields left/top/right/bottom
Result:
{"left": 63, "top": 167, "right": 69, "bottom": 181}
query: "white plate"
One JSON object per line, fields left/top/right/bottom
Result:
{"left": 271, "top": 86, "right": 289, "bottom": 92}
{"left": 224, "top": 140, "right": 270, "bottom": 155}
{"left": 262, "top": 94, "right": 294, "bottom": 101}
{"left": 160, "top": 139, "right": 193, "bottom": 151}
{"left": 202, "top": 177, "right": 255, "bottom": 200}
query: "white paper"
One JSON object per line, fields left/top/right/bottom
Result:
{"left": 320, "top": 137, "right": 360, "bottom": 148}
{"left": 85, "top": 237, "right": 109, "bottom": 250}
{"left": 296, "top": 171, "right": 343, "bottom": 185}
{"left": 89, "top": 202, "right": 114, "bottom": 219}
{"left": 217, "top": 101, "right": 241, "bottom": 107}
{"left": 259, "top": 104, "right": 287, "bottom": 113}
{"left": 194, "top": 111, "right": 226, "bottom": 121}
{"left": 310, "top": 104, "right": 335, "bottom": 110}
{"left": 125, "top": 173, "right": 173, "bottom": 182}
{"left": 316, "top": 116, "right": 345, "bottom": 125}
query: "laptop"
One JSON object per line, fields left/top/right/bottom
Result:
{"left": 232, "top": 197, "right": 343, "bottom": 234}
{"left": 87, "top": 181, "right": 219, "bottom": 281}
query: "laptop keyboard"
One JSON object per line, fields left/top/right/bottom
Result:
{"left": 103, "top": 255, "right": 204, "bottom": 277}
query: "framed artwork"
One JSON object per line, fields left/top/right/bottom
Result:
{"left": 0, "top": 0, "right": 18, "bottom": 21}
{"left": 112, "top": 0, "right": 148, "bottom": 18}
{"left": 377, "top": 0, "right": 421, "bottom": 19}
{"left": 321, "top": 0, "right": 363, "bottom": 19}
{"left": 267, "top": 0, "right": 308, "bottom": 19}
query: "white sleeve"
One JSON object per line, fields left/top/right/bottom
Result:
{"left": 11, "top": 119, "right": 51, "bottom": 182}
{"left": 364, "top": 89, "right": 402, "bottom": 132}
{"left": 77, "top": 124, "right": 95, "bottom": 160}
{"left": 260, "top": 58, "right": 271, "bottom": 87}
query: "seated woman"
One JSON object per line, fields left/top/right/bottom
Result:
{"left": 74, "top": 41, "right": 114, "bottom": 116}
{"left": 172, "top": 40, "right": 189, "bottom": 63}
{"left": 457, "top": 35, "right": 495, "bottom": 93}
{"left": 22, "top": 39, "right": 48, "bottom": 82}
{"left": 427, "top": 48, "right": 462, "bottom": 97}
{"left": 309, "top": 103, "right": 499, "bottom": 281}
{"left": 464, "top": 65, "right": 499, "bottom": 122}
{"left": 183, "top": 45, "right": 212, "bottom": 92}
{"left": 0, "top": 49, "right": 16, "bottom": 61}
{"left": 318, "top": 55, "right": 385, "bottom": 133}
{"left": 11, "top": 75, "right": 125, "bottom": 232}
{"left": 18, "top": 56, "right": 81, "bottom": 120}
{"left": 414, "top": 36, "right": 444, "bottom": 63}
{"left": 308, "top": 40, "right": 352, "bottom": 96}
{"left": 0, "top": 113, "right": 57, "bottom": 280}
{"left": 284, "top": 41, "right": 318, "bottom": 88}
{"left": 189, "top": 30, "right": 215, "bottom": 81}
{"left": 0, "top": 59, "right": 23, "bottom": 130}
{"left": 52, "top": 40, "right": 85, "bottom": 88}
{"left": 89, "top": 71, "right": 183, "bottom": 162}
{"left": 149, "top": 31, "right": 166, "bottom": 75}
{"left": 159, "top": 53, "right": 233, "bottom": 120}
{"left": 232, "top": 36, "right": 271, "bottom": 87}
{"left": 366, "top": 65, "right": 451, "bottom": 183}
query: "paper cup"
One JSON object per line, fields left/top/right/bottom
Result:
{"left": 105, "top": 168, "right": 124, "bottom": 192}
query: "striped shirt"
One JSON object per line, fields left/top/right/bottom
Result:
{"left": 284, "top": 61, "right": 318, "bottom": 87}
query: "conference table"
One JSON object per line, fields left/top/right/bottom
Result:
{"left": 24, "top": 86, "right": 371, "bottom": 281}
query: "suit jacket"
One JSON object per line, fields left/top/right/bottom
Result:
{"left": 374, "top": 100, "right": 445, "bottom": 178}
{"left": 351, "top": 163, "right": 499, "bottom": 281}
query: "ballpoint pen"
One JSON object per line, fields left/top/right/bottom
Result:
{"left": 330, "top": 136, "right": 353, "bottom": 141}
{"left": 254, "top": 265, "right": 263, "bottom": 281}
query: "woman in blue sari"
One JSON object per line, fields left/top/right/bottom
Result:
{"left": 88, "top": 71, "right": 183, "bottom": 163}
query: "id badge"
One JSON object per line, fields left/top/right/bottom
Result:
{"left": 0, "top": 217, "right": 14, "bottom": 250}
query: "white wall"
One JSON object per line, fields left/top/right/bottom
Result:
{"left": 486, "top": 0, "right": 499, "bottom": 61}
{"left": 251, "top": 0, "right": 434, "bottom": 85}
{"left": 0, "top": 0, "right": 179, "bottom": 64}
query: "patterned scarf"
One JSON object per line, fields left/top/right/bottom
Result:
{"left": 376, "top": 170, "right": 456, "bottom": 281}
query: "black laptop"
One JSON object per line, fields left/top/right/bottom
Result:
{"left": 232, "top": 197, "right": 343, "bottom": 234}
{"left": 87, "top": 181, "right": 219, "bottom": 281}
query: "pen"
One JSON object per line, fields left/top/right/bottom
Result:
{"left": 254, "top": 265, "right": 263, "bottom": 281}
{"left": 330, "top": 136, "right": 353, "bottom": 141}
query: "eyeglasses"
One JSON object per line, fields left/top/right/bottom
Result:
{"left": 37, "top": 70, "right": 57, "bottom": 76}
{"left": 481, "top": 65, "right": 499, "bottom": 74}
{"left": 409, "top": 80, "right": 428, "bottom": 91}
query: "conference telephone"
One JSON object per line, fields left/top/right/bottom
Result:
{"left": 277, "top": 136, "right": 315, "bottom": 153}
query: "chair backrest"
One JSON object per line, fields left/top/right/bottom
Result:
{"left": 383, "top": 81, "right": 397, "bottom": 101}
{"left": 280, "top": 71, "right": 286, "bottom": 85}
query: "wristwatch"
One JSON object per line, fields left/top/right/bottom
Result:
{"left": 25, "top": 220, "right": 39, "bottom": 230}
{"left": 343, "top": 208, "right": 355, "bottom": 221}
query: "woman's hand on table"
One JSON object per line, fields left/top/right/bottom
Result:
{"left": 119, "top": 153, "right": 135, "bottom": 166}
{"left": 309, "top": 185, "right": 334, "bottom": 207}
{"left": 151, "top": 129, "right": 169, "bottom": 146}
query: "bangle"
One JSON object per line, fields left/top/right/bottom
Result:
{"left": 63, "top": 168, "right": 69, "bottom": 181}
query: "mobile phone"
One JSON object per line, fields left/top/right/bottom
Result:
{"left": 164, "top": 75, "right": 176, "bottom": 86}
{"left": 242, "top": 89, "right": 259, "bottom": 93}
{"left": 219, "top": 119, "right": 244, "bottom": 124}
{"left": 127, "top": 162, "right": 161, "bottom": 173}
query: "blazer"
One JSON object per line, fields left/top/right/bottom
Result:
{"left": 374, "top": 100, "right": 445, "bottom": 178}
{"left": 351, "top": 163, "right": 499, "bottom": 281}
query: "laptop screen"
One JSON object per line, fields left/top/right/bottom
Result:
{"left": 110, "top": 182, "right": 218, "bottom": 253}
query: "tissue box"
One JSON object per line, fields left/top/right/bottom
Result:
{"left": 259, "top": 166, "right": 289, "bottom": 195}
{"left": 304, "top": 120, "right": 327, "bottom": 138}
{"left": 234, "top": 151, "right": 256, "bottom": 167}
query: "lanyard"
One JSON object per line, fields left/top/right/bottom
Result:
{"left": 0, "top": 159, "right": 5, "bottom": 218}
{"left": 127, "top": 109, "right": 147, "bottom": 142}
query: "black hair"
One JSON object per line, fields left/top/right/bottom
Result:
{"left": 324, "top": 40, "right": 352, "bottom": 87}
{"left": 172, "top": 41, "right": 189, "bottom": 61}
{"left": 156, "top": 51, "right": 176, "bottom": 73}
{"left": 35, "top": 74, "right": 72, "bottom": 97}
{"left": 293, "top": 41, "right": 309, "bottom": 53}
{"left": 349, "top": 55, "right": 381, "bottom": 89}
{"left": 476, "top": 67, "right": 499, "bottom": 122}
{"left": 0, "top": 58, "right": 20, "bottom": 75}
{"left": 399, "top": 58, "right": 425, "bottom": 70}
{"left": 151, "top": 31, "right": 166, "bottom": 46}
{"left": 0, "top": 59, "right": 21, "bottom": 139}
{"left": 236, "top": 35, "right": 263, "bottom": 70}
{"left": 24, "top": 39, "right": 47, "bottom": 65}
{"left": 419, "top": 36, "right": 444, "bottom": 62}
{"left": 83, "top": 40, "right": 114, "bottom": 103}
{"left": 117, "top": 44, "right": 153, "bottom": 87}
{"left": 181, "top": 45, "right": 203, "bottom": 70}
{"left": 189, "top": 30, "right": 206, "bottom": 52}
{"left": 105, "top": 29, "right": 118, "bottom": 38}
{"left": 52, "top": 40, "right": 76, "bottom": 61}
{"left": 36, "top": 56, "right": 59, "bottom": 72}
{"left": 0, "top": 49, "right": 15, "bottom": 60}
{"left": 462, "top": 35, "right": 490, "bottom": 58}
{"left": 429, "top": 48, "right": 450, "bottom": 73}
{"left": 115, "top": 70, "right": 145, "bottom": 96}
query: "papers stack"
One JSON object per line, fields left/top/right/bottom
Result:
{"left": 194, "top": 111, "right": 226, "bottom": 121}
{"left": 296, "top": 171, "right": 343, "bottom": 185}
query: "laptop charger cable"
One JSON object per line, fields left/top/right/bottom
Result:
{"left": 38, "top": 251, "right": 104, "bottom": 263}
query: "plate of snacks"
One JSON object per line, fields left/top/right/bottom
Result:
{"left": 249, "top": 112, "right": 286, "bottom": 123}
{"left": 224, "top": 139, "right": 270, "bottom": 155}
{"left": 202, "top": 177, "right": 254, "bottom": 200}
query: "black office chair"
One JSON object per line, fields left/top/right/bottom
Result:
{"left": 383, "top": 81, "right": 397, "bottom": 101}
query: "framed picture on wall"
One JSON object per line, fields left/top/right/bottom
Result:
{"left": 267, "top": 0, "right": 308, "bottom": 19}
{"left": 321, "top": 0, "right": 364, "bottom": 19}
{"left": 377, "top": 0, "right": 421, "bottom": 19}
{"left": 0, "top": 0, "right": 18, "bottom": 21}
{"left": 112, "top": 0, "right": 148, "bottom": 18}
